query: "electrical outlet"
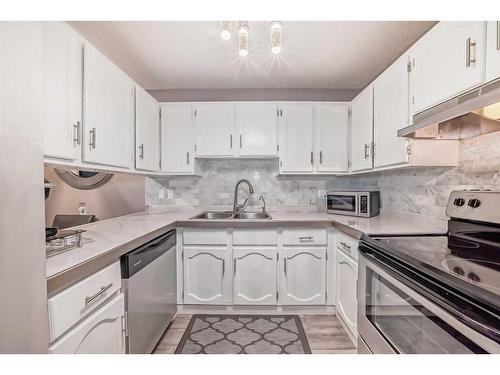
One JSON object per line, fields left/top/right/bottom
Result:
{"left": 78, "top": 202, "right": 87, "bottom": 215}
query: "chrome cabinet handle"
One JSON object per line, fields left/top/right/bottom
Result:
{"left": 299, "top": 236, "right": 314, "bottom": 242}
{"left": 222, "top": 259, "right": 225, "bottom": 276}
{"left": 364, "top": 143, "right": 370, "bottom": 159}
{"left": 319, "top": 151, "right": 323, "bottom": 164}
{"left": 230, "top": 135, "right": 233, "bottom": 148}
{"left": 89, "top": 127, "right": 96, "bottom": 149}
{"left": 310, "top": 151, "right": 313, "bottom": 165}
{"left": 186, "top": 151, "right": 190, "bottom": 165}
{"left": 466, "top": 37, "right": 477, "bottom": 67}
{"left": 284, "top": 258, "right": 287, "bottom": 276}
{"left": 138, "top": 144, "right": 144, "bottom": 159}
{"left": 84, "top": 283, "right": 113, "bottom": 306}
{"left": 497, "top": 21, "right": 500, "bottom": 50}
{"left": 239, "top": 134, "right": 242, "bottom": 148}
{"left": 233, "top": 259, "right": 236, "bottom": 277}
{"left": 73, "top": 121, "right": 81, "bottom": 146}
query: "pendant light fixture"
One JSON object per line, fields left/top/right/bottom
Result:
{"left": 238, "top": 22, "right": 249, "bottom": 57}
{"left": 270, "top": 21, "right": 282, "bottom": 54}
{"left": 219, "top": 21, "right": 232, "bottom": 40}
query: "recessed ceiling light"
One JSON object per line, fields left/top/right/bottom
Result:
{"left": 219, "top": 21, "right": 231, "bottom": 41}
{"left": 270, "top": 21, "right": 282, "bottom": 54}
{"left": 238, "top": 23, "right": 249, "bottom": 57}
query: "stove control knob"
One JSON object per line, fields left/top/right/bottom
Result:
{"left": 467, "top": 198, "right": 481, "bottom": 208}
{"left": 453, "top": 198, "right": 465, "bottom": 206}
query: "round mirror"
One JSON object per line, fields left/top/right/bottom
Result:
{"left": 55, "top": 169, "right": 114, "bottom": 190}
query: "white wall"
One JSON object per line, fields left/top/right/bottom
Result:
{"left": 0, "top": 22, "right": 49, "bottom": 353}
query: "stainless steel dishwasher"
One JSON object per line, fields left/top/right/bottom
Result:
{"left": 121, "top": 229, "right": 177, "bottom": 354}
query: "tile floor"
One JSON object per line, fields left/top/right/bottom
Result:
{"left": 153, "top": 314, "right": 357, "bottom": 354}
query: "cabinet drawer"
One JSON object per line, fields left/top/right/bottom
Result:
{"left": 183, "top": 229, "right": 227, "bottom": 245}
{"left": 335, "top": 231, "right": 359, "bottom": 261}
{"left": 48, "top": 261, "right": 121, "bottom": 342}
{"left": 233, "top": 229, "right": 277, "bottom": 245}
{"left": 282, "top": 229, "right": 327, "bottom": 245}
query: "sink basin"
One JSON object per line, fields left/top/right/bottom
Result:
{"left": 191, "top": 211, "right": 233, "bottom": 219}
{"left": 190, "top": 211, "right": 272, "bottom": 220}
{"left": 232, "top": 212, "right": 272, "bottom": 220}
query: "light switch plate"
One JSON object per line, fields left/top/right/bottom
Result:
{"left": 158, "top": 189, "right": 165, "bottom": 199}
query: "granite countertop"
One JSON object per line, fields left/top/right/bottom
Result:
{"left": 46, "top": 208, "right": 447, "bottom": 294}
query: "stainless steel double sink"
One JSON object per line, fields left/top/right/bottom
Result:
{"left": 190, "top": 211, "right": 272, "bottom": 220}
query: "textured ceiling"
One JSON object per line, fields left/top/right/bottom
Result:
{"left": 69, "top": 21, "right": 436, "bottom": 90}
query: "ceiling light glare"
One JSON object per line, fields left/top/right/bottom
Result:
{"left": 219, "top": 21, "right": 232, "bottom": 40}
{"left": 270, "top": 21, "right": 282, "bottom": 54}
{"left": 238, "top": 23, "right": 249, "bottom": 57}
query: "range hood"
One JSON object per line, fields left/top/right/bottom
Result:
{"left": 398, "top": 78, "right": 500, "bottom": 140}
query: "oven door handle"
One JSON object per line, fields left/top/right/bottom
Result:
{"left": 360, "top": 244, "right": 500, "bottom": 344}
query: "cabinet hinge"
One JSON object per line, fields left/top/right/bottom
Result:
{"left": 325, "top": 252, "right": 328, "bottom": 261}
{"left": 159, "top": 108, "right": 162, "bottom": 118}
{"left": 277, "top": 144, "right": 279, "bottom": 152}
{"left": 194, "top": 109, "right": 197, "bottom": 117}
{"left": 182, "top": 290, "right": 185, "bottom": 301}
{"left": 276, "top": 291, "right": 279, "bottom": 301}
{"left": 407, "top": 61, "right": 412, "bottom": 73}
{"left": 182, "top": 250, "right": 184, "bottom": 261}
{"left": 348, "top": 108, "right": 352, "bottom": 117}
{"left": 121, "top": 312, "right": 129, "bottom": 337}
{"left": 277, "top": 109, "right": 279, "bottom": 117}
{"left": 194, "top": 144, "right": 197, "bottom": 152}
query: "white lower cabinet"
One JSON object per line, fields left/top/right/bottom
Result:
{"left": 183, "top": 247, "right": 229, "bottom": 304}
{"left": 335, "top": 248, "right": 358, "bottom": 337}
{"left": 282, "top": 247, "right": 326, "bottom": 305}
{"left": 49, "top": 293, "right": 125, "bottom": 354}
{"left": 233, "top": 247, "right": 277, "bottom": 305}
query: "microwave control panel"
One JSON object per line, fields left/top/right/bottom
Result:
{"left": 360, "top": 195, "right": 368, "bottom": 214}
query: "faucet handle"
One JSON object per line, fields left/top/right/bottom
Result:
{"left": 259, "top": 195, "right": 266, "bottom": 214}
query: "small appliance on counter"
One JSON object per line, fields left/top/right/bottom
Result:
{"left": 326, "top": 191, "right": 380, "bottom": 217}
{"left": 358, "top": 190, "right": 500, "bottom": 354}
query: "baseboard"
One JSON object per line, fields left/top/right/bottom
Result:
{"left": 178, "top": 304, "right": 336, "bottom": 315}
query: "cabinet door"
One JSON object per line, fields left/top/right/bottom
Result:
{"left": 183, "top": 248, "right": 228, "bottom": 304}
{"left": 282, "top": 247, "right": 326, "bottom": 305}
{"left": 42, "top": 22, "right": 82, "bottom": 160}
{"left": 49, "top": 294, "right": 125, "bottom": 354}
{"left": 233, "top": 247, "right": 277, "bottom": 305}
{"left": 316, "top": 103, "right": 349, "bottom": 173}
{"left": 194, "top": 104, "right": 234, "bottom": 157}
{"left": 411, "top": 22, "right": 486, "bottom": 114}
{"left": 485, "top": 21, "right": 500, "bottom": 83}
{"left": 279, "top": 104, "right": 314, "bottom": 173}
{"left": 236, "top": 103, "right": 278, "bottom": 156}
{"left": 350, "top": 86, "right": 374, "bottom": 172}
{"left": 161, "top": 104, "right": 194, "bottom": 173}
{"left": 135, "top": 86, "right": 160, "bottom": 172}
{"left": 83, "top": 43, "right": 134, "bottom": 168}
{"left": 373, "top": 54, "right": 411, "bottom": 169}
{"left": 335, "top": 250, "right": 358, "bottom": 336}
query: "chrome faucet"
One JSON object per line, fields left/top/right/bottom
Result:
{"left": 232, "top": 179, "right": 254, "bottom": 215}
{"left": 259, "top": 195, "right": 267, "bottom": 215}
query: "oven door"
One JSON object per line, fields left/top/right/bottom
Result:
{"left": 358, "top": 253, "right": 495, "bottom": 354}
{"left": 327, "top": 193, "right": 358, "bottom": 216}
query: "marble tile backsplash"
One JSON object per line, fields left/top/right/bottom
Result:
{"left": 146, "top": 132, "right": 500, "bottom": 219}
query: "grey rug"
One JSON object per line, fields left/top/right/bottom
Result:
{"left": 175, "top": 314, "right": 311, "bottom": 354}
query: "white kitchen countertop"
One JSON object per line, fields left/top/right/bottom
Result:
{"left": 46, "top": 208, "right": 447, "bottom": 292}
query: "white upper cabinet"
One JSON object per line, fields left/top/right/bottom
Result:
{"left": 42, "top": 22, "right": 82, "bottom": 161}
{"left": 233, "top": 247, "right": 277, "bottom": 305}
{"left": 373, "top": 54, "right": 411, "bottom": 169}
{"left": 194, "top": 103, "right": 234, "bottom": 157}
{"left": 316, "top": 103, "right": 349, "bottom": 173}
{"left": 82, "top": 43, "right": 134, "bottom": 169}
{"left": 161, "top": 104, "right": 194, "bottom": 174}
{"left": 410, "top": 22, "right": 486, "bottom": 114}
{"left": 485, "top": 21, "right": 500, "bottom": 83}
{"left": 350, "top": 86, "right": 374, "bottom": 173}
{"left": 278, "top": 103, "right": 314, "bottom": 173}
{"left": 135, "top": 86, "right": 160, "bottom": 172}
{"left": 282, "top": 247, "right": 326, "bottom": 305}
{"left": 235, "top": 103, "right": 278, "bottom": 157}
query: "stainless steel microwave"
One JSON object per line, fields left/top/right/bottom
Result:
{"left": 326, "top": 191, "right": 380, "bottom": 217}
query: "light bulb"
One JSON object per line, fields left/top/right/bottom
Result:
{"left": 238, "top": 23, "right": 249, "bottom": 57}
{"left": 219, "top": 21, "right": 231, "bottom": 40}
{"left": 270, "top": 21, "right": 282, "bottom": 54}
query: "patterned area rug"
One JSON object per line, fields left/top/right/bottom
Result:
{"left": 175, "top": 314, "right": 311, "bottom": 354}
